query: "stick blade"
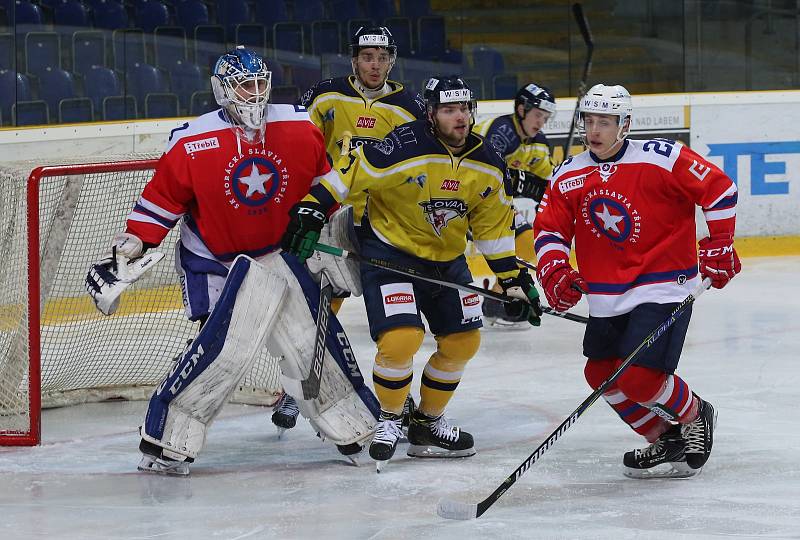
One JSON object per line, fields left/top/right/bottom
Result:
{"left": 436, "top": 498, "right": 478, "bottom": 520}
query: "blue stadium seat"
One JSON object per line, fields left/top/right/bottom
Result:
{"left": 136, "top": 0, "right": 170, "bottom": 33}
{"left": 254, "top": 0, "right": 288, "bottom": 45}
{"left": 265, "top": 57, "right": 284, "bottom": 85}
{"left": 471, "top": 46, "right": 504, "bottom": 78}
{"left": 235, "top": 24, "right": 266, "bottom": 53}
{"left": 364, "top": 0, "right": 395, "bottom": 21}
{"left": 290, "top": 65, "right": 321, "bottom": 94}
{"left": 293, "top": 0, "right": 324, "bottom": 26}
{"left": 0, "top": 33, "right": 15, "bottom": 71}
{"left": 37, "top": 67, "right": 77, "bottom": 117}
{"left": 54, "top": 0, "right": 90, "bottom": 29}
{"left": 492, "top": 73, "right": 517, "bottom": 100}
{"left": 189, "top": 90, "right": 215, "bottom": 116}
{"left": 384, "top": 17, "right": 412, "bottom": 57}
{"left": 311, "top": 20, "right": 340, "bottom": 56}
{"left": 176, "top": 0, "right": 208, "bottom": 37}
{"left": 24, "top": 31, "right": 60, "bottom": 75}
{"left": 401, "top": 0, "right": 430, "bottom": 20}
{"left": 462, "top": 76, "right": 484, "bottom": 101}
{"left": 326, "top": 0, "right": 360, "bottom": 24}
{"left": 169, "top": 59, "right": 203, "bottom": 111}
{"left": 270, "top": 85, "right": 298, "bottom": 105}
{"left": 0, "top": 70, "right": 32, "bottom": 123}
{"left": 93, "top": 0, "right": 128, "bottom": 31}
{"left": 154, "top": 26, "right": 186, "bottom": 68}
{"left": 103, "top": 94, "right": 136, "bottom": 120}
{"left": 72, "top": 30, "right": 105, "bottom": 76}
{"left": 217, "top": 0, "right": 250, "bottom": 42}
{"left": 416, "top": 16, "right": 445, "bottom": 60}
{"left": 59, "top": 96, "right": 93, "bottom": 122}
{"left": 83, "top": 65, "right": 119, "bottom": 113}
{"left": 113, "top": 29, "right": 146, "bottom": 71}
{"left": 193, "top": 24, "right": 225, "bottom": 74}
{"left": 273, "top": 22, "right": 303, "bottom": 53}
{"left": 125, "top": 62, "right": 168, "bottom": 106}
{"left": 144, "top": 92, "right": 178, "bottom": 118}
{"left": 13, "top": 100, "right": 48, "bottom": 125}
{"left": 10, "top": 0, "right": 42, "bottom": 26}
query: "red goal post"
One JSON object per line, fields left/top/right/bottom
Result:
{"left": 0, "top": 157, "right": 283, "bottom": 446}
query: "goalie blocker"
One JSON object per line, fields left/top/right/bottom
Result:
{"left": 138, "top": 253, "right": 379, "bottom": 475}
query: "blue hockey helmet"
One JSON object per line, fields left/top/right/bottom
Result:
{"left": 211, "top": 46, "right": 272, "bottom": 133}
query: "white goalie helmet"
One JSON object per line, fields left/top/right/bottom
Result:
{"left": 211, "top": 46, "right": 272, "bottom": 140}
{"left": 577, "top": 83, "right": 633, "bottom": 143}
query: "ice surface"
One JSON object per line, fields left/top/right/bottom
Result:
{"left": 1, "top": 257, "right": 798, "bottom": 539}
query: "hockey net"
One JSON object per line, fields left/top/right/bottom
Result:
{"left": 0, "top": 156, "right": 283, "bottom": 446}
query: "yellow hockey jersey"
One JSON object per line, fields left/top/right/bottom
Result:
{"left": 299, "top": 76, "right": 426, "bottom": 221}
{"left": 474, "top": 113, "right": 554, "bottom": 180}
{"left": 306, "top": 119, "right": 520, "bottom": 280}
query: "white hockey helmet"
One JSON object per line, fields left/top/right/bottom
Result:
{"left": 577, "top": 83, "right": 633, "bottom": 143}
{"left": 211, "top": 46, "right": 272, "bottom": 138}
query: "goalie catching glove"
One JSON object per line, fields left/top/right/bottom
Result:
{"left": 85, "top": 232, "right": 164, "bottom": 315}
{"left": 497, "top": 268, "right": 543, "bottom": 326}
{"left": 281, "top": 201, "right": 326, "bottom": 261}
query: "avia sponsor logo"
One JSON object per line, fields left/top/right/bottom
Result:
{"left": 184, "top": 137, "right": 219, "bottom": 154}
{"left": 419, "top": 198, "right": 469, "bottom": 236}
{"left": 223, "top": 149, "right": 290, "bottom": 214}
{"left": 440, "top": 178, "right": 460, "bottom": 191}
{"left": 356, "top": 116, "right": 377, "bottom": 129}
{"left": 385, "top": 292, "right": 414, "bottom": 304}
{"left": 559, "top": 174, "right": 586, "bottom": 194}
{"left": 462, "top": 294, "right": 479, "bottom": 307}
{"left": 580, "top": 188, "right": 642, "bottom": 245}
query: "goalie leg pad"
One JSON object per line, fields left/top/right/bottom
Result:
{"left": 141, "top": 255, "right": 288, "bottom": 460}
{"left": 266, "top": 253, "right": 379, "bottom": 447}
{"left": 305, "top": 204, "right": 363, "bottom": 296}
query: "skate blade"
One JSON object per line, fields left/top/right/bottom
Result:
{"left": 276, "top": 427, "right": 287, "bottom": 439}
{"left": 137, "top": 456, "right": 190, "bottom": 477}
{"left": 482, "top": 317, "right": 530, "bottom": 330}
{"left": 407, "top": 445, "right": 476, "bottom": 458}
{"left": 375, "top": 459, "right": 389, "bottom": 473}
{"left": 623, "top": 461, "right": 697, "bottom": 479}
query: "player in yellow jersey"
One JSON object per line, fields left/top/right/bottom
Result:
{"left": 474, "top": 83, "right": 557, "bottom": 326}
{"left": 281, "top": 76, "right": 543, "bottom": 471}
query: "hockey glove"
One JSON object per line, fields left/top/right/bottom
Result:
{"left": 497, "top": 268, "right": 543, "bottom": 326}
{"left": 510, "top": 169, "right": 548, "bottom": 202}
{"left": 86, "top": 249, "right": 165, "bottom": 315}
{"left": 698, "top": 234, "right": 741, "bottom": 289}
{"left": 111, "top": 232, "right": 144, "bottom": 259}
{"left": 281, "top": 201, "right": 326, "bottom": 262}
{"left": 536, "top": 251, "right": 587, "bottom": 312}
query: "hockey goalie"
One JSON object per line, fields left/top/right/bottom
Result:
{"left": 84, "top": 46, "right": 378, "bottom": 475}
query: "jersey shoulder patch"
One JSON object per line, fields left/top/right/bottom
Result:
{"left": 165, "top": 110, "right": 228, "bottom": 152}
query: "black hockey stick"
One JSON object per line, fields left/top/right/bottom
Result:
{"left": 436, "top": 277, "right": 712, "bottom": 520}
{"left": 562, "top": 2, "right": 594, "bottom": 159}
{"left": 300, "top": 270, "right": 333, "bottom": 400}
{"left": 314, "top": 242, "right": 588, "bottom": 324}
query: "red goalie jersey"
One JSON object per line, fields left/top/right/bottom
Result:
{"left": 534, "top": 138, "right": 737, "bottom": 317}
{"left": 125, "top": 105, "right": 336, "bottom": 262}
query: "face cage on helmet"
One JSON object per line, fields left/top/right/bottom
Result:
{"left": 577, "top": 109, "right": 631, "bottom": 147}
{"left": 350, "top": 48, "right": 396, "bottom": 88}
{"left": 427, "top": 99, "right": 478, "bottom": 133}
{"left": 215, "top": 70, "right": 272, "bottom": 131}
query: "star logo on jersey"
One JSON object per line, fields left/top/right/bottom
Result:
{"left": 419, "top": 198, "right": 468, "bottom": 236}
{"left": 594, "top": 203, "right": 625, "bottom": 234}
{"left": 238, "top": 163, "right": 273, "bottom": 197}
{"left": 597, "top": 163, "right": 618, "bottom": 182}
{"left": 582, "top": 192, "right": 642, "bottom": 244}
{"left": 224, "top": 154, "right": 289, "bottom": 212}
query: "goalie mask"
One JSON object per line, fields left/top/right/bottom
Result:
{"left": 350, "top": 26, "right": 397, "bottom": 90}
{"left": 577, "top": 83, "right": 633, "bottom": 145}
{"left": 212, "top": 46, "right": 272, "bottom": 142}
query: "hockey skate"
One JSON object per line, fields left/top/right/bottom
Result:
{"left": 681, "top": 396, "right": 717, "bottom": 471}
{"left": 369, "top": 411, "right": 404, "bottom": 472}
{"left": 271, "top": 393, "right": 300, "bottom": 438}
{"left": 481, "top": 279, "right": 529, "bottom": 329}
{"left": 623, "top": 424, "right": 694, "bottom": 479}
{"left": 336, "top": 442, "right": 363, "bottom": 466}
{"left": 406, "top": 410, "right": 476, "bottom": 459}
{"left": 137, "top": 439, "right": 191, "bottom": 476}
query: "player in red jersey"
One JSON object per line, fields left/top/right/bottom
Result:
{"left": 533, "top": 84, "right": 741, "bottom": 478}
{"left": 85, "top": 47, "right": 378, "bottom": 474}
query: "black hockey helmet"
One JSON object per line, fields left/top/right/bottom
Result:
{"left": 423, "top": 76, "right": 476, "bottom": 113}
{"left": 515, "top": 83, "right": 556, "bottom": 116}
{"left": 350, "top": 26, "right": 397, "bottom": 57}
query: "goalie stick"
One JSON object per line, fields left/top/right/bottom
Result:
{"left": 562, "top": 2, "right": 594, "bottom": 159}
{"left": 436, "top": 277, "right": 712, "bottom": 520}
{"left": 300, "top": 270, "right": 333, "bottom": 400}
{"left": 314, "top": 243, "right": 589, "bottom": 324}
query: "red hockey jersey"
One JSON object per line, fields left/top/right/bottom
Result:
{"left": 126, "top": 105, "right": 335, "bottom": 262}
{"left": 534, "top": 138, "right": 737, "bottom": 317}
